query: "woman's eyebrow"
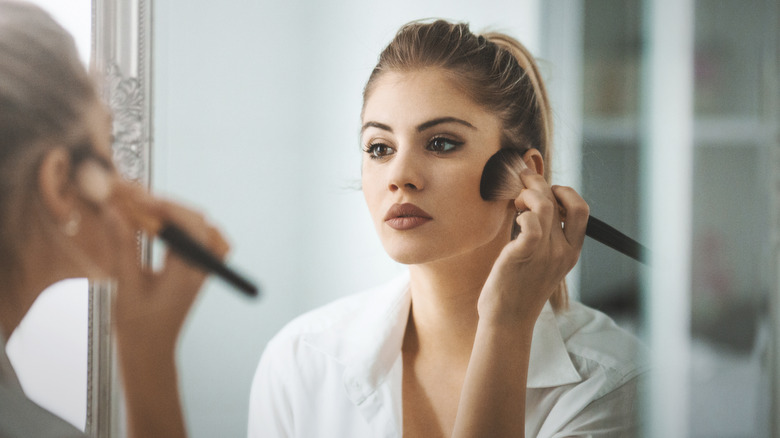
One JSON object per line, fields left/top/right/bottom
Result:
{"left": 417, "top": 117, "right": 476, "bottom": 132}
{"left": 362, "top": 117, "right": 476, "bottom": 134}
{"left": 361, "top": 121, "right": 392, "bottom": 133}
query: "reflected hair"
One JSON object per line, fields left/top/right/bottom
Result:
{"left": 0, "top": 0, "right": 98, "bottom": 283}
{"left": 362, "top": 19, "right": 567, "bottom": 310}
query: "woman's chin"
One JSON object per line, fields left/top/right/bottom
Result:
{"left": 381, "top": 242, "right": 441, "bottom": 266}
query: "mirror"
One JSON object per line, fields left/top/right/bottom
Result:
{"left": 85, "top": 0, "right": 780, "bottom": 436}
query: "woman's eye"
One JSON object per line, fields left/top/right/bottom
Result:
{"left": 364, "top": 143, "right": 395, "bottom": 159}
{"left": 427, "top": 137, "right": 463, "bottom": 153}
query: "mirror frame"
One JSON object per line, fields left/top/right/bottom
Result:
{"left": 88, "top": 0, "right": 152, "bottom": 435}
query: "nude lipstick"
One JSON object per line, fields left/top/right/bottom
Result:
{"left": 384, "top": 203, "right": 432, "bottom": 230}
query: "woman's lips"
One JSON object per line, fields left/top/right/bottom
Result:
{"left": 384, "top": 203, "right": 432, "bottom": 230}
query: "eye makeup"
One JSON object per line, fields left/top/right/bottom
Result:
{"left": 427, "top": 135, "right": 464, "bottom": 153}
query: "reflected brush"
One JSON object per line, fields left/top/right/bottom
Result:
{"left": 74, "top": 155, "right": 259, "bottom": 296}
{"left": 480, "top": 148, "right": 650, "bottom": 264}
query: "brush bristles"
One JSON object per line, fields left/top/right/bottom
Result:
{"left": 480, "top": 148, "right": 528, "bottom": 201}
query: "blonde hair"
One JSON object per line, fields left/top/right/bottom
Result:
{"left": 363, "top": 19, "right": 567, "bottom": 310}
{"left": 0, "top": 0, "right": 98, "bottom": 283}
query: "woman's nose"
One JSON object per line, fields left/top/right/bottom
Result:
{"left": 387, "top": 149, "right": 424, "bottom": 192}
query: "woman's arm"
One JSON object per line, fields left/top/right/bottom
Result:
{"left": 109, "top": 186, "right": 229, "bottom": 438}
{"left": 453, "top": 169, "right": 589, "bottom": 438}
{"left": 453, "top": 317, "right": 535, "bottom": 437}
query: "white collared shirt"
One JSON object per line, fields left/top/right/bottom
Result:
{"left": 248, "top": 272, "right": 647, "bottom": 437}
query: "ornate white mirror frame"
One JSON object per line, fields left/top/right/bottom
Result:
{"left": 87, "top": 0, "right": 152, "bottom": 435}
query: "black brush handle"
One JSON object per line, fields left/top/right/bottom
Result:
{"left": 158, "top": 223, "right": 259, "bottom": 297}
{"left": 585, "top": 216, "right": 650, "bottom": 264}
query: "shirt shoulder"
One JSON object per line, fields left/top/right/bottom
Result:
{"left": 248, "top": 275, "right": 409, "bottom": 437}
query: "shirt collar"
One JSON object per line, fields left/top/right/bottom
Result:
{"left": 527, "top": 302, "right": 582, "bottom": 388}
{"left": 303, "top": 272, "right": 411, "bottom": 403}
{"left": 304, "top": 271, "right": 581, "bottom": 397}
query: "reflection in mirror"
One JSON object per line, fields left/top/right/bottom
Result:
{"left": 152, "top": 2, "right": 544, "bottom": 436}
{"left": 4, "top": 0, "right": 91, "bottom": 431}
{"left": 109, "top": 0, "right": 780, "bottom": 437}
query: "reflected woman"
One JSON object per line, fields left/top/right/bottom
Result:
{"left": 249, "top": 20, "right": 646, "bottom": 437}
{"left": 0, "top": 1, "right": 227, "bottom": 437}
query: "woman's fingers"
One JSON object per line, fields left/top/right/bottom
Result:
{"left": 151, "top": 200, "right": 231, "bottom": 301}
{"left": 514, "top": 168, "right": 559, "bottom": 241}
{"left": 481, "top": 169, "right": 590, "bottom": 325}
{"left": 552, "top": 185, "right": 589, "bottom": 250}
{"left": 107, "top": 182, "right": 230, "bottom": 315}
{"left": 510, "top": 208, "right": 543, "bottom": 261}
{"left": 518, "top": 167, "right": 557, "bottom": 206}
{"left": 510, "top": 171, "right": 589, "bottom": 274}
{"left": 114, "top": 182, "right": 230, "bottom": 275}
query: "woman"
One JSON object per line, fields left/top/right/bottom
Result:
{"left": 249, "top": 20, "right": 646, "bottom": 437}
{"left": 0, "top": 1, "right": 226, "bottom": 437}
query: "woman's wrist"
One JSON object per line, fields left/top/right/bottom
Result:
{"left": 477, "top": 287, "right": 546, "bottom": 330}
{"left": 476, "top": 310, "right": 538, "bottom": 337}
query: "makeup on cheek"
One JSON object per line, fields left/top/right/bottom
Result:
{"left": 480, "top": 148, "right": 650, "bottom": 264}
{"left": 74, "top": 157, "right": 260, "bottom": 297}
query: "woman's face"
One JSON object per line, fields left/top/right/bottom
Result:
{"left": 361, "top": 68, "right": 515, "bottom": 266}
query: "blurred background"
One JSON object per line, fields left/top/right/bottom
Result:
{"left": 6, "top": 0, "right": 778, "bottom": 437}
{"left": 575, "top": 1, "right": 777, "bottom": 437}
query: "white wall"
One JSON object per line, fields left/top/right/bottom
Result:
{"left": 152, "top": 1, "right": 541, "bottom": 436}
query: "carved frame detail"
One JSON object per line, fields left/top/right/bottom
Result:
{"left": 88, "top": 0, "right": 152, "bottom": 436}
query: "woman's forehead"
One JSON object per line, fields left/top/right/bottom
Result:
{"left": 362, "top": 68, "right": 499, "bottom": 131}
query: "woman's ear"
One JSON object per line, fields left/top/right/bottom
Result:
{"left": 522, "top": 148, "right": 545, "bottom": 176}
{"left": 38, "top": 148, "right": 78, "bottom": 224}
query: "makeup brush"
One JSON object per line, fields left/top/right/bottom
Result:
{"left": 480, "top": 148, "right": 650, "bottom": 264}
{"left": 75, "top": 158, "right": 260, "bottom": 297}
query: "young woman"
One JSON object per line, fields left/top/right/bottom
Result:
{"left": 249, "top": 20, "right": 646, "bottom": 437}
{"left": 0, "top": 1, "right": 227, "bottom": 437}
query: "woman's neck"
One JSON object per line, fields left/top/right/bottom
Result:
{"left": 0, "top": 276, "right": 37, "bottom": 338}
{"left": 0, "top": 243, "right": 68, "bottom": 337}
{"left": 405, "top": 232, "right": 509, "bottom": 360}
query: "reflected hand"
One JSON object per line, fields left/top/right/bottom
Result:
{"left": 103, "top": 183, "right": 229, "bottom": 438}
{"left": 106, "top": 183, "right": 230, "bottom": 346}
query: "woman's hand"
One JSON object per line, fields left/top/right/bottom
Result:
{"left": 108, "top": 183, "right": 229, "bottom": 346}
{"left": 454, "top": 170, "right": 589, "bottom": 438}
{"left": 477, "top": 167, "right": 589, "bottom": 326}
{"left": 103, "top": 182, "right": 229, "bottom": 438}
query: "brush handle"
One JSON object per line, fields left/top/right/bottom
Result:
{"left": 158, "top": 223, "right": 259, "bottom": 297}
{"left": 585, "top": 216, "right": 650, "bottom": 264}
